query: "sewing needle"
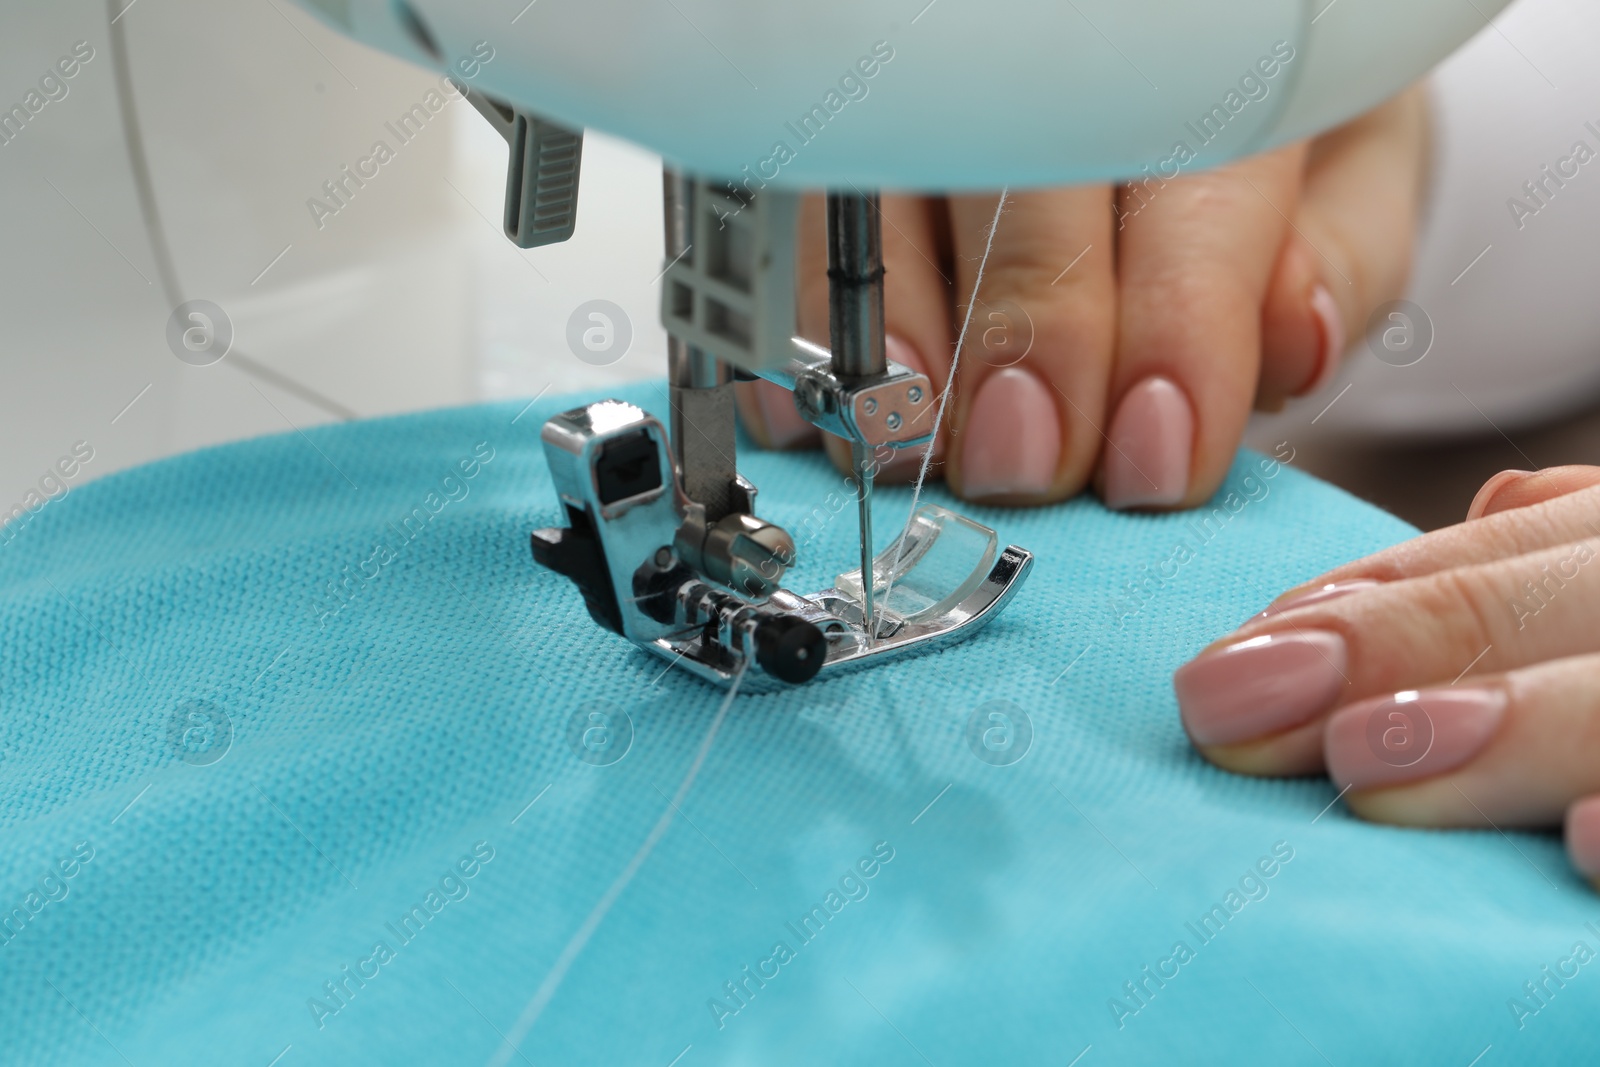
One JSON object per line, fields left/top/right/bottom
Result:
{"left": 854, "top": 440, "right": 876, "bottom": 644}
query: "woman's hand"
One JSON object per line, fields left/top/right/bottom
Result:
{"left": 1173, "top": 466, "right": 1600, "bottom": 888}
{"left": 738, "top": 87, "right": 1431, "bottom": 510}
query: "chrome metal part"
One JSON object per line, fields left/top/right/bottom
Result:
{"left": 658, "top": 180, "right": 800, "bottom": 375}
{"left": 783, "top": 337, "right": 933, "bottom": 448}
{"left": 827, "top": 190, "right": 886, "bottom": 642}
{"left": 506, "top": 159, "right": 1032, "bottom": 688}
{"left": 850, "top": 437, "right": 877, "bottom": 641}
{"left": 674, "top": 510, "right": 794, "bottom": 599}
{"left": 825, "top": 191, "right": 887, "bottom": 380}
{"left": 664, "top": 170, "right": 741, "bottom": 521}
{"left": 530, "top": 400, "right": 1032, "bottom": 688}
{"left": 647, "top": 504, "right": 1034, "bottom": 687}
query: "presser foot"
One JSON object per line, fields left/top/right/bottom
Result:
{"left": 641, "top": 509, "right": 1033, "bottom": 688}
{"left": 530, "top": 399, "right": 1032, "bottom": 688}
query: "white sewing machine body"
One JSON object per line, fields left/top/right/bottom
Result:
{"left": 294, "top": 0, "right": 1504, "bottom": 189}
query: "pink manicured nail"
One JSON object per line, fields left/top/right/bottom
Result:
{"left": 1103, "top": 376, "right": 1192, "bottom": 510}
{"left": 1298, "top": 284, "right": 1346, "bottom": 396}
{"left": 1466, "top": 469, "right": 1533, "bottom": 521}
{"left": 1325, "top": 688, "right": 1506, "bottom": 791}
{"left": 1565, "top": 796, "right": 1600, "bottom": 879}
{"left": 880, "top": 336, "right": 942, "bottom": 476}
{"left": 753, "top": 379, "right": 816, "bottom": 449}
{"left": 1175, "top": 631, "right": 1347, "bottom": 747}
{"left": 959, "top": 366, "right": 1060, "bottom": 499}
{"left": 1257, "top": 579, "right": 1382, "bottom": 619}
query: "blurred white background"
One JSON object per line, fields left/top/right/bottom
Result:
{"left": 0, "top": 0, "right": 666, "bottom": 508}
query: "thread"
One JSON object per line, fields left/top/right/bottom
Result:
{"left": 880, "top": 188, "right": 1010, "bottom": 611}
{"left": 487, "top": 658, "right": 750, "bottom": 1066}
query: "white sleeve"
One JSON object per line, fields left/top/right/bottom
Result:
{"left": 1310, "top": 0, "right": 1600, "bottom": 437}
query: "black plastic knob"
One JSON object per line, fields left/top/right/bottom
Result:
{"left": 754, "top": 616, "right": 828, "bottom": 685}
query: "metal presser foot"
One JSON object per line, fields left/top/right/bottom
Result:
{"left": 455, "top": 90, "right": 1033, "bottom": 686}
{"left": 529, "top": 398, "right": 1033, "bottom": 687}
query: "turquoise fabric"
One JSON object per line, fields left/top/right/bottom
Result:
{"left": 1, "top": 383, "right": 1593, "bottom": 1067}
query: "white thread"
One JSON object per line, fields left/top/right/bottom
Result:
{"left": 881, "top": 188, "right": 1010, "bottom": 610}
{"left": 486, "top": 659, "right": 750, "bottom": 1067}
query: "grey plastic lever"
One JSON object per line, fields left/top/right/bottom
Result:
{"left": 464, "top": 90, "right": 583, "bottom": 248}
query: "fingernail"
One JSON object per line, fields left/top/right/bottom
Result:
{"left": 1466, "top": 469, "right": 1534, "bottom": 521}
{"left": 1257, "top": 579, "right": 1382, "bottom": 619}
{"left": 1297, "top": 284, "right": 1346, "bottom": 396}
{"left": 1564, "top": 796, "right": 1600, "bottom": 881}
{"left": 1175, "top": 631, "right": 1348, "bottom": 747}
{"left": 753, "top": 379, "right": 815, "bottom": 449}
{"left": 1103, "top": 376, "right": 1192, "bottom": 510}
{"left": 880, "top": 336, "right": 942, "bottom": 477}
{"left": 959, "top": 366, "right": 1060, "bottom": 499}
{"left": 1325, "top": 688, "right": 1506, "bottom": 791}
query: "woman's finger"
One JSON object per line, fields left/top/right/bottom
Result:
{"left": 1268, "top": 479, "right": 1600, "bottom": 602}
{"left": 1256, "top": 87, "right": 1431, "bottom": 406}
{"left": 937, "top": 187, "right": 1116, "bottom": 505}
{"left": 1467, "top": 466, "right": 1600, "bottom": 520}
{"left": 1256, "top": 233, "right": 1337, "bottom": 409}
{"left": 1099, "top": 142, "right": 1305, "bottom": 510}
{"left": 1177, "top": 533, "right": 1600, "bottom": 775}
{"left": 1322, "top": 653, "right": 1600, "bottom": 830}
{"left": 1566, "top": 796, "right": 1600, "bottom": 890}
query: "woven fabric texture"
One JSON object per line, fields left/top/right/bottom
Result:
{"left": 0, "top": 383, "right": 1592, "bottom": 1066}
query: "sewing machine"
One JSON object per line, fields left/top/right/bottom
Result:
{"left": 505, "top": 163, "right": 1023, "bottom": 688}
{"left": 290, "top": 0, "right": 1506, "bottom": 686}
